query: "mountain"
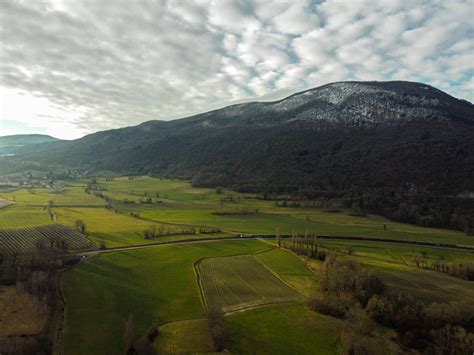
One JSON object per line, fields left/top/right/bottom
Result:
{"left": 4, "top": 81, "right": 474, "bottom": 231}
{"left": 0, "top": 134, "right": 60, "bottom": 155}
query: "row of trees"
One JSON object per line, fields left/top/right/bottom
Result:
{"left": 279, "top": 231, "right": 327, "bottom": 261}
{"left": 412, "top": 255, "right": 474, "bottom": 281}
{"left": 143, "top": 224, "right": 221, "bottom": 239}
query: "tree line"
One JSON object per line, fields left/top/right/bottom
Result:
{"left": 310, "top": 255, "right": 474, "bottom": 354}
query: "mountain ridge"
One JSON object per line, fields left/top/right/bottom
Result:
{"left": 3, "top": 80, "right": 473, "bottom": 192}
{"left": 2, "top": 80, "right": 473, "bottom": 232}
{"left": 0, "top": 134, "right": 60, "bottom": 155}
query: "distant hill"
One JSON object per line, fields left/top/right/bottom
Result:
{"left": 4, "top": 81, "right": 474, "bottom": 232}
{"left": 0, "top": 134, "right": 60, "bottom": 155}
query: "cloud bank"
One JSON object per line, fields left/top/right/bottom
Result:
{"left": 1, "top": 0, "right": 473, "bottom": 139}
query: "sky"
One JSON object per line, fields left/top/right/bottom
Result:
{"left": 0, "top": 0, "right": 473, "bottom": 140}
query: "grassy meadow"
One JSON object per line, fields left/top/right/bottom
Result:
{"left": 1, "top": 176, "right": 472, "bottom": 247}
{"left": 227, "top": 304, "right": 341, "bottom": 355}
{"left": 0, "top": 204, "right": 52, "bottom": 228}
{"left": 153, "top": 319, "right": 213, "bottom": 353}
{"left": 1, "top": 175, "right": 472, "bottom": 354}
{"left": 99, "top": 176, "right": 473, "bottom": 246}
{"left": 257, "top": 248, "right": 316, "bottom": 297}
{"left": 61, "top": 240, "right": 271, "bottom": 355}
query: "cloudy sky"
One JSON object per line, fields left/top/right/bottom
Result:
{"left": 1, "top": 0, "right": 473, "bottom": 139}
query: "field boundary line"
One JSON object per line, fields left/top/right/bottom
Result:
{"left": 252, "top": 252, "right": 308, "bottom": 300}
{"left": 193, "top": 257, "right": 209, "bottom": 311}
{"left": 223, "top": 300, "right": 302, "bottom": 316}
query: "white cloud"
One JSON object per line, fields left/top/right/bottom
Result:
{"left": 0, "top": 0, "right": 472, "bottom": 139}
{"left": 271, "top": 1, "right": 320, "bottom": 35}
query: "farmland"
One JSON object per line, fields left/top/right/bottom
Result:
{"left": 0, "top": 198, "right": 11, "bottom": 209}
{"left": 256, "top": 248, "right": 316, "bottom": 297}
{"left": 0, "top": 175, "right": 472, "bottom": 354}
{"left": 61, "top": 240, "right": 271, "bottom": 355}
{"left": 0, "top": 205, "right": 52, "bottom": 228}
{"left": 153, "top": 319, "right": 213, "bottom": 353}
{"left": 227, "top": 304, "right": 341, "bottom": 355}
{"left": 198, "top": 254, "right": 303, "bottom": 312}
{"left": 0, "top": 176, "right": 472, "bottom": 248}
{"left": 0, "top": 224, "right": 91, "bottom": 255}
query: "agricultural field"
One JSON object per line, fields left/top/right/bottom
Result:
{"left": 0, "top": 185, "right": 104, "bottom": 207}
{"left": 198, "top": 254, "right": 303, "bottom": 312}
{"left": 53, "top": 207, "right": 207, "bottom": 248}
{"left": 227, "top": 304, "right": 341, "bottom": 355}
{"left": 256, "top": 248, "right": 316, "bottom": 297}
{"left": 0, "top": 224, "right": 91, "bottom": 255}
{"left": 0, "top": 205, "right": 52, "bottom": 228}
{"left": 301, "top": 239, "right": 474, "bottom": 303}
{"left": 61, "top": 240, "right": 271, "bottom": 355}
{"left": 2, "top": 175, "right": 473, "bottom": 355}
{"left": 94, "top": 176, "right": 473, "bottom": 246}
{"left": 0, "top": 198, "right": 11, "bottom": 209}
{"left": 1, "top": 176, "right": 471, "bottom": 248}
{"left": 153, "top": 319, "right": 213, "bottom": 354}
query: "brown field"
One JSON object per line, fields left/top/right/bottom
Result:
{"left": 0, "top": 286, "right": 46, "bottom": 337}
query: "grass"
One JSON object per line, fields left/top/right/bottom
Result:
{"left": 50, "top": 187, "right": 105, "bottom": 206}
{"left": 0, "top": 204, "right": 52, "bottom": 228}
{"left": 98, "top": 177, "right": 472, "bottom": 246}
{"left": 61, "top": 239, "right": 269, "bottom": 355}
{"left": 2, "top": 177, "right": 472, "bottom": 248}
{"left": 372, "top": 267, "right": 474, "bottom": 303}
{"left": 226, "top": 304, "right": 341, "bottom": 355}
{"left": 0, "top": 186, "right": 103, "bottom": 206}
{"left": 198, "top": 254, "right": 302, "bottom": 312}
{"left": 301, "top": 239, "right": 474, "bottom": 303}
{"left": 257, "top": 248, "right": 316, "bottom": 297}
{"left": 0, "top": 188, "right": 58, "bottom": 205}
{"left": 0, "top": 198, "right": 11, "bottom": 209}
{"left": 53, "top": 207, "right": 202, "bottom": 248}
{"left": 153, "top": 319, "right": 213, "bottom": 354}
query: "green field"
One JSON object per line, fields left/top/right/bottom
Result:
{"left": 198, "top": 254, "right": 302, "bottom": 312}
{"left": 153, "top": 319, "right": 213, "bottom": 354}
{"left": 227, "top": 304, "right": 341, "bottom": 355}
{"left": 97, "top": 176, "right": 471, "bottom": 246}
{"left": 61, "top": 240, "right": 271, "bottom": 355}
{"left": 3, "top": 175, "right": 473, "bottom": 355}
{"left": 0, "top": 204, "right": 52, "bottom": 228}
{"left": 303, "top": 239, "right": 474, "bottom": 303}
{"left": 53, "top": 207, "right": 176, "bottom": 247}
{"left": 0, "top": 177, "right": 472, "bottom": 248}
{"left": 0, "top": 186, "right": 104, "bottom": 206}
{"left": 257, "top": 248, "right": 316, "bottom": 297}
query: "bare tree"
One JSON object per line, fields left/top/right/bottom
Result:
{"left": 75, "top": 220, "right": 87, "bottom": 235}
{"left": 206, "top": 305, "right": 229, "bottom": 352}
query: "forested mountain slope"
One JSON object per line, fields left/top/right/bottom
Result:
{"left": 5, "top": 81, "right": 474, "bottom": 232}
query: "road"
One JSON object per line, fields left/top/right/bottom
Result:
{"left": 60, "top": 233, "right": 474, "bottom": 261}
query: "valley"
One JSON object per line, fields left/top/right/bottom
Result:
{"left": 0, "top": 175, "right": 472, "bottom": 354}
{"left": 2, "top": 1, "right": 473, "bottom": 352}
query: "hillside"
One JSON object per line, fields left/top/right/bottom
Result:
{"left": 0, "top": 134, "right": 60, "bottom": 155}
{"left": 3, "top": 81, "right": 474, "bottom": 231}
